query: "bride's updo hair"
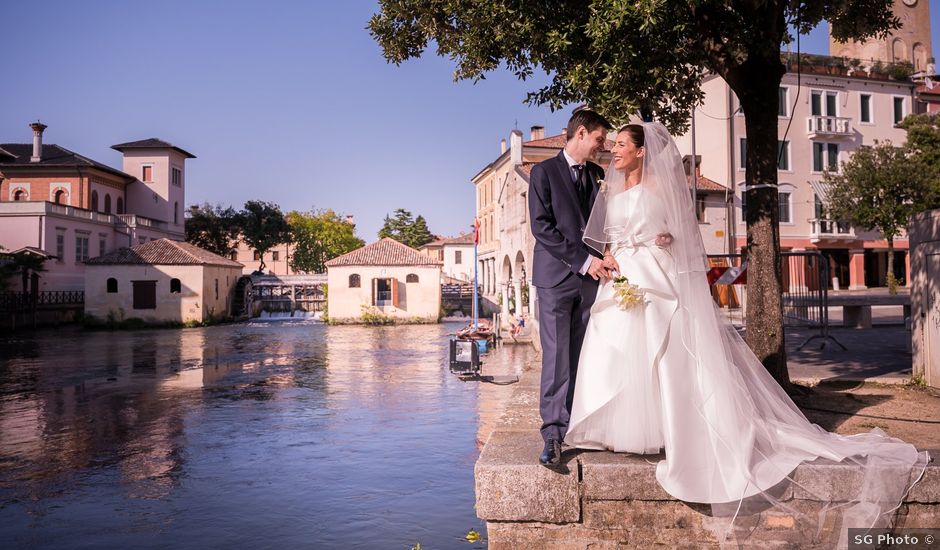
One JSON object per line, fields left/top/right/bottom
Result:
{"left": 619, "top": 124, "right": 645, "bottom": 148}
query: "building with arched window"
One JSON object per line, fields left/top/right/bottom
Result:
{"left": 85, "top": 239, "right": 243, "bottom": 324}
{"left": 0, "top": 123, "right": 195, "bottom": 291}
{"left": 325, "top": 238, "right": 442, "bottom": 323}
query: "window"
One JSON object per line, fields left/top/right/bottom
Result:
{"left": 860, "top": 94, "right": 872, "bottom": 123}
{"left": 811, "top": 91, "right": 822, "bottom": 116}
{"left": 56, "top": 232, "right": 65, "bottom": 261}
{"left": 99, "top": 236, "right": 106, "bottom": 255}
{"left": 171, "top": 167, "right": 182, "bottom": 187}
{"left": 739, "top": 138, "right": 747, "bottom": 170}
{"left": 214, "top": 279, "right": 219, "bottom": 300}
{"left": 142, "top": 165, "right": 153, "bottom": 182}
{"left": 813, "top": 143, "right": 825, "bottom": 172}
{"left": 455, "top": 250, "right": 462, "bottom": 264}
{"left": 740, "top": 190, "right": 747, "bottom": 221}
{"left": 349, "top": 274, "right": 360, "bottom": 288}
{"left": 811, "top": 90, "right": 838, "bottom": 116}
{"left": 174, "top": 202, "right": 179, "bottom": 225}
{"left": 132, "top": 280, "right": 156, "bottom": 309}
{"left": 90, "top": 191, "right": 99, "bottom": 212}
{"left": 116, "top": 197, "right": 124, "bottom": 214}
{"left": 777, "top": 87, "right": 788, "bottom": 117}
{"left": 695, "top": 194, "right": 706, "bottom": 223}
{"left": 230, "top": 251, "right": 237, "bottom": 261}
{"left": 54, "top": 189, "right": 67, "bottom": 204}
{"left": 170, "top": 278, "right": 181, "bottom": 293}
{"left": 75, "top": 234, "right": 90, "bottom": 262}
{"left": 778, "top": 192, "right": 792, "bottom": 223}
{"left": 104, "top": 194, "right": 111, "bottom": 214}
{"left": 813, "top": 143, "right": 840, "bottom": 172}
{"left": 272, "top": 251, "right": 280, "bottom": 262}
{"left": 13, "top": 189, "right": 26, "bottom": 201}
{"left": 827, "top": 143, "right": 840, "bottom": 171}
{"left": 814, "top": 194, "right": 826, "bottom": 219}
{"left": 107, "top": 278, "right": 118, "bottom": 293}
{"left": 893, "top": 97, "right": 906, "bottom": 125}
{"left": 777, "top": 140, "right": 790, "bottom": 171}
{"left": 406, "top": 273, "right": 419, "bottom": 283}
{"left": 253, "top": 251, "right": 261, "bottom": 261}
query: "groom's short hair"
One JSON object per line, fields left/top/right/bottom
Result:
{"left": 566, "top": 108, "right": 612, "bottom": 140}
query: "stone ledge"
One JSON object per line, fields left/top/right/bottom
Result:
{"left": 475, "top": 430, "right": 580, "bottom": 522}
{"left": 476, "top": 362, "right": 940, "bottom": 546}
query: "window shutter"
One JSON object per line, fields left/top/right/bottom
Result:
{"left": 391, "top": 278, "right": 400, "bottom": 307}
{"left": 372, "top": 278, "right": 377, "bottom": 306}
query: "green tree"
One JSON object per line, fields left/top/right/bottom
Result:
{"left": 378, "top": 208, "right": 414, "bottom": 242}
{"left": 369, "top": 0, "right": 899, "bottom": 388}
{"left": 184, "top": 203, "right": 241, "bottom": 257}
{"left": 901, "top": 113, "right": 940, "bottom": 182}
{"left": 407, "top": 215, "right": 435, "bottom": 248}
{"left": 378, "top": 208, "right": 436, "bottom": 248}
{"left": 288, "top": 209, "right": 365, "bottom": 273}
{"left": 239, "top": 200, "right": 291, "bottom": 273}
{"left": 825, "top": 141, "right": 938, "bottom": 294}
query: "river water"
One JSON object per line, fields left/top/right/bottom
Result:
{"left": 0, "top": 320, "right": 533, "bottom": 549}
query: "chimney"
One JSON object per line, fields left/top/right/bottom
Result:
{"left": 500, "top": 139, "right": 507, "bottom": 154}
{"left": 30, "top": 121, "right": 47, "bottom": 163}
{"left": 530, "top": 125, "right": 544, "bottom": 141}
{"left": 509, "top": 130, "right": 523, "bottom": 166}
{"left": 345, "top": 214, "right": 355, "bottom": 225}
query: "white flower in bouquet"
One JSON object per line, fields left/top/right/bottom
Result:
{"left": 612, "top": 275, "right": 646, "bottom": 310}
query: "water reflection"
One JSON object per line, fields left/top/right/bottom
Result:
{"left": 0, "top": 322, "right": 532, "bottom": 549}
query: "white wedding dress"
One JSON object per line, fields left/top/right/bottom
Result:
{"left": 566, "top": 123, "right": 928, "bottom": 546}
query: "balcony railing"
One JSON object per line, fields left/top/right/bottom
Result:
{"left": 809, "top": 218, "right": 855, "bottom": 242}
{"left": 807, "top": 116, "right": 853, "bottom": 138}
{"left": 116, "top": 214, "right": 168, "bottom": 230}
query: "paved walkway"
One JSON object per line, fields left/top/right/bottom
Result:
{"left": 785, "top": 325, "right": 912, "bottom": 383}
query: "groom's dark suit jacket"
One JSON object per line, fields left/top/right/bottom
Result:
{"left": 528, "top": 150, "right": 604, "bottom": 443}
{"left": 528, "top": 152, "right": 604, "bottom": 288}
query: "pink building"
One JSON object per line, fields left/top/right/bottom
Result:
{"left": 0, "top": 123, "right": 195, "bottom": 291}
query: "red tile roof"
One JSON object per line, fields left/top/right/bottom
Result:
{"left": 325, "top": 237, "right": 442, "bottom": 267}
{"left": 525, "top": 133, "right": 614, "bottom": 152}
{"left": 691, "top": 174, "right": 728, "bottom": 192}
{"left": 86, "top": 238, "right": 242, "bottom": 267}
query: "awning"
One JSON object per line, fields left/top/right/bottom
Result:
{"left": 808, "top": 180, "right": 831, "bottom": 207}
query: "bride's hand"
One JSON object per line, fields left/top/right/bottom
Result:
{"left": 602, "top": 254, "right": 620, "bottom": 275}
{"left": 655, "top": 233, "right": 673, "bottom": 247}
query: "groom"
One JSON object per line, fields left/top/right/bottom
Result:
{"left": 528, "top": 108, "right": 612, "bottom": 467}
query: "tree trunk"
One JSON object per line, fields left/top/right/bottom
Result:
{"left": 886, "top": 238, "right": 896, "bottom": 294}
{"left": 727, "top": 57, "right": 791, "bottom": 391}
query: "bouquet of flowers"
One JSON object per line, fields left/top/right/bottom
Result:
{"left": 612, "top": 275, "right": 646, "bottom": 310}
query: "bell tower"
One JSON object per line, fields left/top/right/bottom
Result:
{"left": 829, "top": 0, "right": 933, "bottom": 71}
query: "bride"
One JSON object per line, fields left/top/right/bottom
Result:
{"left": 565, "top": 122, "right": 929, "bottom": 545}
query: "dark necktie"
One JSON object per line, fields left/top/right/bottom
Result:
{"left": 573, "top": 164, "right": 590, "bottom": 217}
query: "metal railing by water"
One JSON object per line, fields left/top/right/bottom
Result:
{"left": 0, "top": 290, "right": 84, "bottom": 312}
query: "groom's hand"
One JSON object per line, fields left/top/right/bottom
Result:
{"left": 587, "top": 257, "right": 611, "bottom": 280}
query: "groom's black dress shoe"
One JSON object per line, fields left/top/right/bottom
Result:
{"left": 539, "top": 438, "right": 562, "bottom": 467}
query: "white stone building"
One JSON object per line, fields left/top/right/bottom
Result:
{"left": 84, "top": 238, "right": 243, "bottom": 324}
{"left": 419, "top": 233, "right": 475, "bottom": 283}
{"left": 324, "top": 237, "right": 442, "bottom": 323}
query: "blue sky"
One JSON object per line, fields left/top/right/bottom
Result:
{"left": 3, "top": 1, "right": 939, "bottom": 241}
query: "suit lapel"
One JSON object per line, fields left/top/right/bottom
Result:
{"left": 551, "top": 152, "right": 584, "bottom": 223}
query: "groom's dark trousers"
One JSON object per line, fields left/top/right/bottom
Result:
{"left": 528, "top": 151, "right": 602, "bottom": 444}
